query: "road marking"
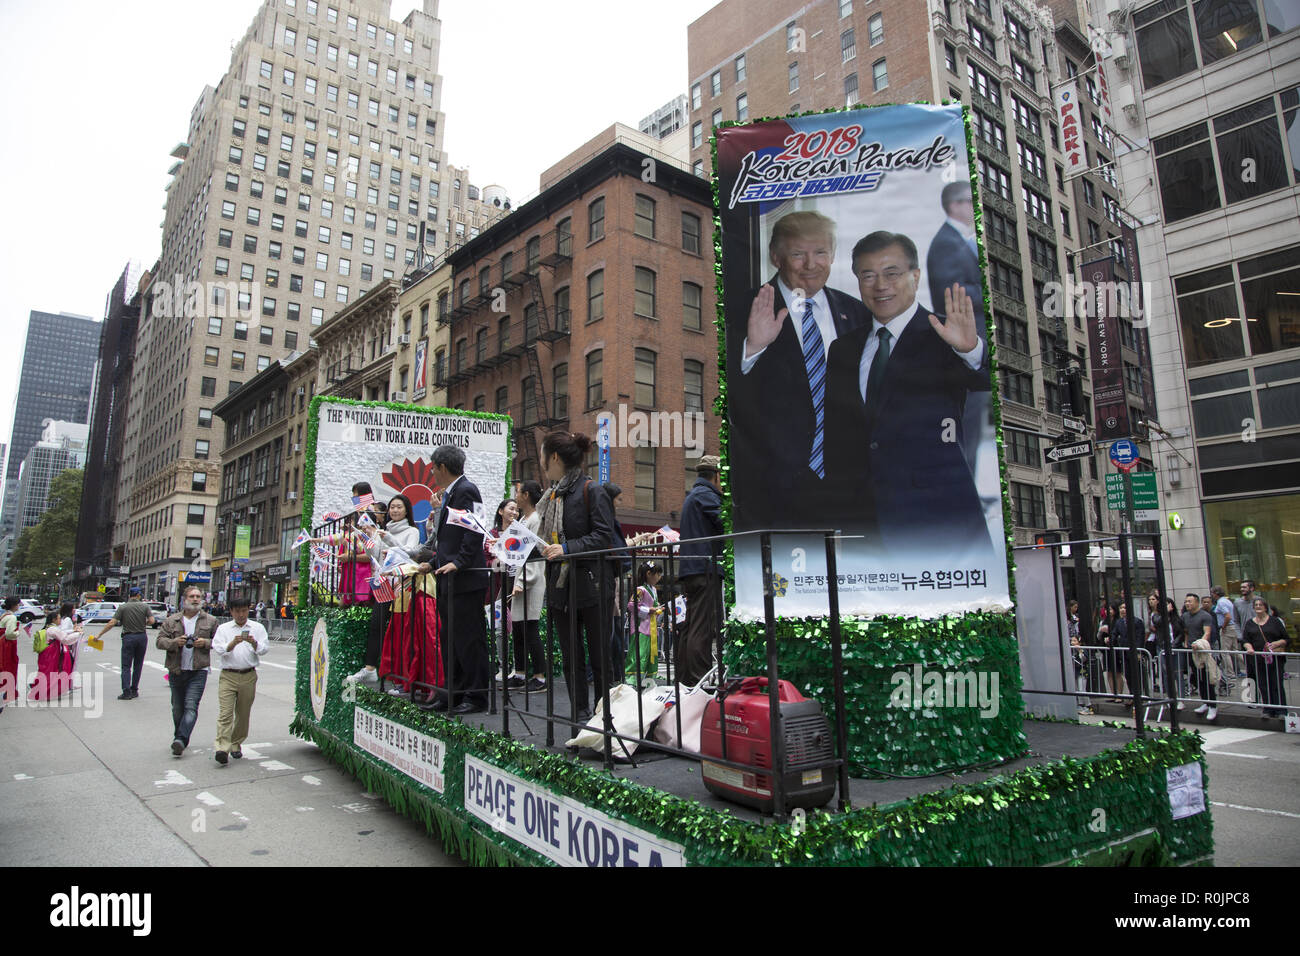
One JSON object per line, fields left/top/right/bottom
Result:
{"left": 246, "top": 742, "right": 272, "bottom": 748}
{"left": 240, "top": 747, "right": 264, "bottom": 760}
{"left": 1206, "top": 751, "right": 1268, "bottom": 760}
{"left": 260, "top": 760, "right": 294, "bottom": 771}
{"left": 301, "top": 775, "right": 322, "bottom": 786}
{"left": 1199, "top": 728, "right": 1272, "bottom": 750}
{"left": 1211, "top": 801, "right": 1300, "bottom": 820}
{"left": 295, "top": 806, "right": 314, "bottom": 812}
{"left": 196, "top": 791, "right": 225, "bottom": 806}
{"left": 13, "top": 774, "right": 32, "bottom": 781}
{"left": 144, "top": 661, "right": 166, "bottom": 672}
{"left": 154, "top": 770, "right": 193, "bottom": 788}
{"left": 260, "top": 660, "right": 295, "bottom": 670}
{"left": 232, "top": 810, "right": 250, "bottom": 822}
{"left": 335, "top": 802, "right": 374, "bottom": 814}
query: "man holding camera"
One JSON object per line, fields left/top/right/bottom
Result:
{"left": 157, "top": 586, "right": 219, "bottom": 757}
{"left": 211, "top": 596, "right": 269, "bottom": 765}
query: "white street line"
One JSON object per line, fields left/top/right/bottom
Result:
{"left": 13, "top": 774, "right": 32, "bottom": 781}
{"left": 1211, "top": 801, "right": 1300, "bottom": 820}
{"left": 240, "top": 747, "right": 264, "bottom": 760}
{"left": 154, "top": 770, "right": 193, "bottom": 788}
{"left": 259, "top": 660, "right": 295, "bottom": 670}
{"left": 260, "top": 760, "right": 294, "bottom": 771}
{"left": 1206, "top": 750, "right": 1268, "bottom": 760}
{"left": 195, "top": 791, "right": 225, "bottom": 806}
{"left": 1199, "top": 728, "right": 1272, "bottom": 750}
{"left": 301, "top": 775, "right": 322, "bottom": 786}
{"left": 144, "top": 661, "right": 166, "bottom": 672}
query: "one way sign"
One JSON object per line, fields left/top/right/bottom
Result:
{"left": 1044, "top": 440, "right": 1094, "bottom": 464}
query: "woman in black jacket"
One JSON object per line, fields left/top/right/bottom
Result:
{"left": 537, "top": 430, "right": 617, "bottom": 721}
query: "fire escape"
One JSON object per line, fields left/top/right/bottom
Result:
{"left": 441, "top": 223, "right": 573, "bottom": 476}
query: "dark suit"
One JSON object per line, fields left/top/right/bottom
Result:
{"left": 824, "top": 305, "right": 993, "bottom": 557}
{"left": 927, "top": 220, "right": 989, "bottom": 475}
{"left": 433, "top": 474, "right": 489, "bottom": 704}
{"left": 727, "top": 279, "right": 869, "bottom": 532}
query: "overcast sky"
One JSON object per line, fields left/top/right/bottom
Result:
{"left": 0, "top": 0, "right": 715, "bottom": 459}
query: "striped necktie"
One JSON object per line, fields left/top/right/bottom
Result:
{"left": 801, "top": 300, "right": 826, "bottom": 479}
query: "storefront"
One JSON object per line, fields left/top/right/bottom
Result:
{"left": 1204, "top": 492, "right": 1300, "bottom": 633}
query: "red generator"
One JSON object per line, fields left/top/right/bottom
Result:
{"left": 700, "top": 677, "right": 836, "bottom": 813}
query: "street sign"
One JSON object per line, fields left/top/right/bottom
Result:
{"left": 1062, "top": 415, "right": 1087, "bottom": 434}
{"left": 1109, "top": 438, "right": 1139, "bottom": 471}
{"left": 1105, "top": 472, "right": 1157, "bottom": 510}
{"left": 1044, "top": 439, "right": 1093, "bottom": 464}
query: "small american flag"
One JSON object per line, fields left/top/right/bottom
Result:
{"left": 658, "top": 525, "right": 680, "bottom": 543}
{"left": 370, "top": 575, "right": 396, "bottom": 603}
{"left": 352, "top": 493, "right": 374, "bottom": 512}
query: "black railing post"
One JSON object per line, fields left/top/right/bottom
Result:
{"left": 824, "top": 531, "right": 851, "bottom": 812}
{"left": 1152, "top": 534, "right": 1176, "bottom": 733}
{"left": 761, "top": 531, "right": 786, "bottom": 819}
{"left": 1119, "top": 532, "right": 1144, "bottom": 737}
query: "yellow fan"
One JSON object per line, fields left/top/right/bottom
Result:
{"left": 86, "top": 636, "right": 104, "bottom": 652}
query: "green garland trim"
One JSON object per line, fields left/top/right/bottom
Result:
{"left": 294, "top": 609, "right": 1212, "bottom": 866}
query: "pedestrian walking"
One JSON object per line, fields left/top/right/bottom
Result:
{"left": 0, "top": 598, "right": 20, "bottom": 712}
{"left": 157, "top": 586, "right": 218, "bottom": 757}
{"left": 211, "top": 596, "right": 269, "bottom": 764}
{"left": 97, "top": 588, "right": 156, "bottom": 700}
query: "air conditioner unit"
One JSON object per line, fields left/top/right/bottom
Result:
{"left": 399, "top": 333, "right": 411, "bottom": 345}
{"left": 287, "top": 491, "right": 298, "bottom": 501}
{"left": 392, "top": 390, "right": 408, "bottom": 401}
{"left": 248, "top": 505, "right": 259, "bottom": 514}
{"left": 292, "top": 443, "right": 301, "bottom": 452}
{"left": 296, "top": 386, "right": 305, "bottom": 396}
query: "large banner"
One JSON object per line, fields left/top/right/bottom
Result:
{"left": 310, "top": 400, "right": 510, "bottom": 542}
{"left": 1082, "top": 256, "right": 1132, "bottom": 442}
{"left": 717, "top": 103, "right": 1010, "bottom": 618}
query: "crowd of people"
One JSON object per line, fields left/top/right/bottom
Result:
{"left": 1070, "top": 578, "right": 1292, "bottom": 720}
{"left": 323, "top": 433, "right": 725, "bottom": 723}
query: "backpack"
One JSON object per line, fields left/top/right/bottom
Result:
{"left": 33, "top": 628, "right": 48, "bottom": 653}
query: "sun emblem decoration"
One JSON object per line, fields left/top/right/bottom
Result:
{"left": 771, "top": 573, "right": 789, "bottom": 597}
{"left": 381, "top": 458, "right": 441, "bottom": 532}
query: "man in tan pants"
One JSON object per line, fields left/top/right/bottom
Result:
{"left": 211, "top": 596, "right": 269, "bottom": 765}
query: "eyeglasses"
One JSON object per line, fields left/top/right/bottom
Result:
{"left": 858, "top": 269, "right": 910, "bottom": 284}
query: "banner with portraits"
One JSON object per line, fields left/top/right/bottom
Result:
{"left": 716, "top": 103, "right": 1010, "bottom": 618}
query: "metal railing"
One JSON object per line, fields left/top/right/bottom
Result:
{"left": 303, "top": 516, "right": 852, "bottom": 819}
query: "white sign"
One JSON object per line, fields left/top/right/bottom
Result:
{"left": 463, "top": 756, "right": 684, "bottom": 867}
{"left": 310, "top": 617, "right": 329, "bottom": 721}
{"left": 1134, "top": 508, "right": 1161, "bottom": 522}
{"left": 354, "top": 706, "right": 446, "bottom": 793}
{"left": 1057, "top": 83, "right": 1086, "bottom": 176}
{"left": 1166, "top": 762, "right": 1205, "bottom": 820}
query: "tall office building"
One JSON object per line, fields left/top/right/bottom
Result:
{"left": 0, "top": 311, "right": 99, "bottom": 543}
{"left": 1100, "top": 0, "right": 1299, "bottom": 608}
{"left": 14, "top": 422, "right": 89, "bottom": 532}
{"left": 684, "top": 0, "right": 1160, "bottom": 604}
{"left": 118, "top": 0, "right": 496, "bottom": 599}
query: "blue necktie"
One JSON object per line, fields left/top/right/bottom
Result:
{"left": 801, "top": 301, "right": 826, "bottom": 479}
{"left": 966, "top": 235, "right": 978, "bottom": 257}
{"left": 865, "top": 327, "right": 892, "bottom": 414}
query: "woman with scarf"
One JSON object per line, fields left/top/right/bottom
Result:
{"left": 375, "top": 494, "right": 440, "bottom": 694}
{"left": 537, "top": 430, "right": 617, "bottom": 722}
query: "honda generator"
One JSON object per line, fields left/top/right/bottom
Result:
{"left": 700, "top": 677, "right": 836, "bottom": 812}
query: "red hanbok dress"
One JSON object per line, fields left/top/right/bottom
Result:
{"left": 379, "top": 565, "right": 444, "bottom": 690}
{"left": 0, "top": 612, "right": 19, "bottom": 705}
{"left": 29, "top": 620, "right": 81, "bottom": 701}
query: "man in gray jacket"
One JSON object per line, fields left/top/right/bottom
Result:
{"left": 157, "top": 586, "right": 219, "bottom": 757}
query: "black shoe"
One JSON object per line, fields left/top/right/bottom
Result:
{"left": 129, "top": 691, "right": 139, "bottom": 699}
{"left": 576, "top": 708, "right": 593, "bottom": 722}
{"left": 525, "top": 677, "right": 547, "bottom": 692}
{"left": 215, "top": 751, "right": 228, "bottom": 765}
{"left": 451, "top": 699, "right": 485, "bottom": 715}
{"left": 231, "top": 749, "right": 243, "bottom": 759}
{"left": 505, "top": 675, "right": 526, "bottom": 689}
{"left": 117, "top": 692, "right": 131, "bottom": 700}
{"left": 171, "top": 740, "right": 184, "bottom": 756}
{"left": 429, "top": 697, "right": 449, "bottom": 712}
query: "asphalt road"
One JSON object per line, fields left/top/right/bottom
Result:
{"left": 0, "top": 626, "right": 461, "bottom": 867}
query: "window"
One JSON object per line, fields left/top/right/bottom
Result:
{"left": 691, "top": 121, "right": 703, "bottom": 148}
{"left": 684, "top": 359, "right": 704, "bottom": 414}
{"left": 201, "top": 377, "right": 216, "bottom": 397}
{"left": 1011, "top": 56, "right": 1036, "bottom": 91}
{"left": 221, "top": 200, "right": 236, "bottom": 220}
{"left": 635, "top": 446, "right": 656, "bottom": 511}
{"left": 634, "top": 267, "right": 656, "bottom": 317}
{"left": 588, "top": 197, "right": 605, "bottom": 242}
{"left": 786, "top": 21, "right": 800, "bottom": 51}
{"left": 968, "top": 63, "right": 1002, "bottom": 106}
{"left": 526, "top": 235, "right": 541, "bottom": 274}
{"left": 586, "top": 349, "right": 603, "bottom": 408}
{"left": 737, "top": 93, "right": 748, "bottom": 122}
{"left": 554, "top": 287, "right": 571, "bottom": 332}
{"left": 712, "top": 108, "right": 722, "bottom": 129}
{"left": 1010, "top": 482, "right": 1046, "bottom": 528}
{"left": 789, "top": 62, "right": 799, "bottom": 93}
{"left": 1153, "top": 120, "right": 1221, "bottom": 222}
{"left": 231, "top": 351, "right": 246, "bottom": 371}
{"left": 681, "top": 213, "right": 701, "bottom": 255}
{"left": 683, "top": 282, "right": 703, "bottom": 331}
{"left": 945, "top": 42, "right": 957, "bottom": 73}
{"left": 844, "top": 73, "right": 859, "bottom": 106}
{"left": 691, "top": 83, "right": 701, "bottom": 110}
{"left": 192, "top": 472, "right": 207, "bottom": 492}
{"left": 204, "top": 346, "right": 220, "bottom": 366}
{"left": 246, "top": 207, "right": 261, "bottom": 225}
{"left": 634, "top": 195, "right": 655, "bottom": 239}
{"left": 1134, "top": 0, "right": 1197, "bottom": 88}
{"left": 710, "top": 70, "right": 721, "bottom": 97}
{"left": 840, "top": 0, "right": 852, "bottom": 15}
{"left": 872, "top": 58, "right": 888, "bottom": 91}
{"left": 195, "top": 440, "right": 210, "bottom": 460}
{"left": 587, "top": 270, "right": 604, "bottom": 322}
{"left": 215, "top": 258, "right": 229, "bottom": 277}
{"left": 735, "top": 54, "right": 746, "bottom": 82}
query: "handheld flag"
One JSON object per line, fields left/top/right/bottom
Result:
{"left": 292, "top": 529, "right": 312, "bottom": 549}
{"left": 352, "top": 493, "right": 374, "bottom": 512}
{"left": 670, "top": 594, "right": 688, "bottom": 622}
{"left": 491, "top": 518, "right": 546, "bottom": 569}
{"left": 379, "top": 548, "right": 411, "bottom": 572}
{"left": 370, "top": 575, "right": 396, "bottom": 603}
{"left": 322, "top": 510, "right": 343, "bottom": 522}
{"left": 446, "top": 507, "right": 489, "bottom": 535}
{"left": 357, "top": 511, "right": 377, "bottom": 529}
{"left": 658, "top": 525, "right": 680, "bottom": 543}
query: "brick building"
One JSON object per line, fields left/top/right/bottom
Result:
{"left": 444, "top": 126, "right": 719, "bottom": 530}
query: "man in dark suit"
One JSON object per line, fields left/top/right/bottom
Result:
{"left": 727, "top": 210, "right": 869, "bottom": 531}
{"left": 825, "top": 231, "right": 993, "bottom": 558}
{"left": 426, "top": 444, "right": 489, "bottom": 714}
{"left": 926, "top": 181, "right": 988, "bottom": 475}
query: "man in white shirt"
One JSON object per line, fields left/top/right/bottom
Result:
{"left": 156, "top": 586, "right": 218, "bottom": 757}
{"left": 211, "top": 596, "right": 269, "bottom": 765}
